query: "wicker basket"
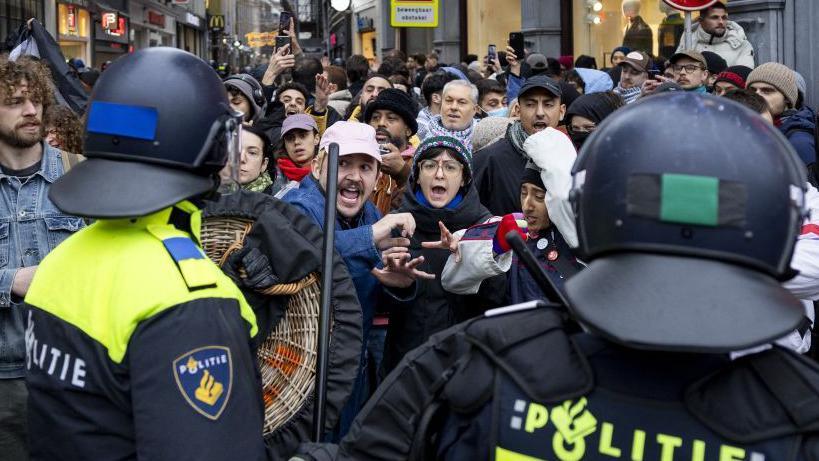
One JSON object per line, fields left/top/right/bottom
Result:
{"left": 200, "top": 216, "right": 321, "bottom": 435}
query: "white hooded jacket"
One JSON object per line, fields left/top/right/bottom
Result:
{"left": 676, "top": 20, "right": 755, "bottom": 68}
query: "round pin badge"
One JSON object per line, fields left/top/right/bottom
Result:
{"left": 547, "top": 250, "right": 559, "bottom": 261}
{"left": 536, "top": 238, "right": 549, "bottom": 250}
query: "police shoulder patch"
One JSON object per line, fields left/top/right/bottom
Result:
{"left": 172, "top": 346, "right": 233, "bottom": 420}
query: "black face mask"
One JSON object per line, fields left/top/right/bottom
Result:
{"left": 569, "top": 131, "right": 591, "bottom": 150}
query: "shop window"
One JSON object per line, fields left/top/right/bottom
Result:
{"left": 574, "top": 0, "right": 683, "bottom": 68}
{"left": 58, "top": 4, "right": 90, "bottom": 39}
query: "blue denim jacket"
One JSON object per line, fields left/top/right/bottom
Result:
{"left": 0, "top": 144, "right": 83, "bottom": 378}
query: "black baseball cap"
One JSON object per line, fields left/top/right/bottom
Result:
{"left": 518, "top": 75, "right": 562, "bottom": 99}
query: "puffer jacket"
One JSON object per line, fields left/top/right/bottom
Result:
{"left": 676, "top": 21, "right": 755, "bottom": 68}
{"left": 780, "top": 106, "right": 817, "bottom": 166}
{"left": 380, "top": 185, "right": 507, "bottom": 374}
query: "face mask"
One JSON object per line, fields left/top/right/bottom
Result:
{"left": 484, "top": 106, "right": 509, "bottom": 118}
{"left": 569, "top": 131, "right": 591, "bottom": 150}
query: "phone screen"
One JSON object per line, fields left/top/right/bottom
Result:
{"left": 279, "top": 11, "right": 293, "bottom": 33}
{"left": 648, "top": 69, "right": 660, "bottom": 80}
{"left": 488, "top": 44, "right": 497, "bottom": 61}
{"left": 509, "top": 32, "right": 524, "bottom": 59}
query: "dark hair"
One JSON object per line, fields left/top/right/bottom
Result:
{"left": 421, "top": 71, "right": 458, "bottom": 106}
{"left": 412, "top": 53, "right": 427, "bottom": 66}
{"left": 293, "top": 57, "right": 323, "bottom": 94}
{"left": 574, "top": 55, "right": 597, "bottom": 70}
{"left": 378, "top": 56, "right": 409, "bottom": 79}
{"left": 388, "top": 74, "right": 411, "bottom": 93}
{"left": 242, "top": 123, "right": 273, "bottom": 159}
{"left": 465, "top": 69, "right": 483, "bottom": 84}
{"left": 722, "top": 89, "right": 770, "bottom": 115}
{"left": 565, "top": 69, "right": 585, "bottom": 93}
{"left": 385, "top": 49, "right": 408, "bottom": 61}
{"left": 545, "top": 57, "right": 562, "bottom": 78}
{"left": 345, "top": 54, "right": 370, "bottom": 85}
{"left": 277, "top": 81, "right": 310, "bottom": 103}
{"left": 414, "top": 146, "right": 471, "bottom": 187}
{"left": 324, "top": 65, "right": 348, "bottom": 91}
{"left": 464, "top": 54, "right": 478, "bottom": 64}
{"left": 476, "top": 79, "right": 505, "bottom": 105}
{"left": 700, "top": 1, "right": 727, "bottom": 18}
{"left": 44, "top": 104, "right": 82, "bottom": 155}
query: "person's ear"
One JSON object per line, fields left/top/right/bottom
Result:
{"left": 559, "top": 104, "right": 566, "bottom": 121}
{"left": 311, "top": 155, "right": 322, "bottom": 179}
{"left": 261, "top": 157, "right": 269, "bottom": 172}
{"left": 432, "top": 93, "right": 442, "bottom": 106}
{"left": 312, "top": 132, "right": 320, "bottom": 146}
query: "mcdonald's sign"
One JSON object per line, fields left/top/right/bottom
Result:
{"left": 208, "top": 15, "right": 224, "bottom": 31}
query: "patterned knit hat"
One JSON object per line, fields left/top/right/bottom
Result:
{"left": 411, "top": 135, "right": 473, "bottom": 185}
{"left": 747, "top": 62, "right": 798, "bottom": 109}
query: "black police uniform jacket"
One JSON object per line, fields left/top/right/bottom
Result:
{"left": 306, "top": 307, "right": 819, "bottom": 461}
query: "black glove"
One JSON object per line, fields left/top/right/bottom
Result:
{"left": 223, "top": 247, "right": 278, "bottom": 290}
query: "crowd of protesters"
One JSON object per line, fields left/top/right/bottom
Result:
{"left": 2, "top": 1, "right": 819, "bottom": 458}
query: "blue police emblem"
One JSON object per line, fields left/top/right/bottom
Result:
{"left": 172, "top": 346, "right": 233, "bottom": 420}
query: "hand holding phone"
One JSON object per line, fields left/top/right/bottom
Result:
{"left": 488, "top": 44, "right": 497, "bottom": 61}
{"left": 509, "top": 33, "right": 525, "bottom": 61}
{"left": 279, "top": 11, "right": 293, "bottom": 35}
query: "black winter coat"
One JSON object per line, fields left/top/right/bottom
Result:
{"left": 381, "top": 186, "right": 507, "bottom": 374}
{"left": 473, "top": 135, "right": 528, "bottom": 216}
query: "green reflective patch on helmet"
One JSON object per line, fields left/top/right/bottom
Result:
{"left": 660, "top": 174, "right": 719, "bottom": 226}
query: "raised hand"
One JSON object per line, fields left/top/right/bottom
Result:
{"left": 421, "top": 221, "right": 462, "bottom": 262}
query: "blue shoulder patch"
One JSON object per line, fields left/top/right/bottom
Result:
{"left": 163, "top": 237, "right": 205, "bottom": 262}
{"left": 172, "top": 346, "right": 233, "bottom": 420}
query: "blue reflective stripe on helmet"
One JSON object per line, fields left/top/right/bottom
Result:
{"left": 87, "top": 101, "right": 158, "bottom": 141}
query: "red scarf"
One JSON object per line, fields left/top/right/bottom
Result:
{"left": 277, "top": 157, "right": 312, "bottom": 182}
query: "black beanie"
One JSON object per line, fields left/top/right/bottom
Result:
{"left": 521, "top": 163, "right": 545, "bottom": 190}
{"left": 364, "top": 88, "right": 419, "bottom": 135}
{"left": 566, "top": 93, "right": 621, "bottom": 125}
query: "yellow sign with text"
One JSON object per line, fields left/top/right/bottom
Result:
{"left": 390, "top": 0, "right": 439, "bottom": 28}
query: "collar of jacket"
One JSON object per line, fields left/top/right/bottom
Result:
{"left": 695, "top": 21, "right": 745, "bottom": 49}
{"left": 400, "top": 184, "right": 490, "bottom": 235}
{"left": 95, "top": 200, "right": 203, "bottom": 242}
{"left": 0, "top": 142, "right": 64, "bottom": 183}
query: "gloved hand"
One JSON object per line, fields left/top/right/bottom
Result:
{"left": 223, "top": 247, "right": 278, "bottom": 290}
{"left": 493, "top": 213, "right": 528, "bottom": 254}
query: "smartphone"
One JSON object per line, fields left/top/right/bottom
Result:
{"left": 509, "top": 32, "right": 524, "bottom": 59}
{"left": 279, "top": 11, "right": 293, "bottom": 34}
{"left": 276, "top": 35, "right": 292, "bottom": 53}
{"left": 488, "top": 44, "right": 497, "bottom": 61}
{"left": 648, "top": 69, "right": 660, "bottom": 80}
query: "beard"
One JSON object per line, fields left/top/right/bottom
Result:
{"left": 0, "top": 118, "right": 43, "bottom": 148}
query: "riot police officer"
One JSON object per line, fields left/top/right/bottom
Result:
{"left": 24, "top": 48, "right": 270, "bottom": 460}
{"left": 295, "top": 93, "right": 819, "bottom": 460}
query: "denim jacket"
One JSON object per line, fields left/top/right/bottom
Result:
{"left": 0, "top": 143, "right": 83, "bottom": 378}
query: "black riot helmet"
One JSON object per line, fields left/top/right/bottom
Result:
{"left": 50, "top": 47, "right": 242, "bottom": 218}
{"left": 565, "top": 92, "right": 806, "bottom": 353}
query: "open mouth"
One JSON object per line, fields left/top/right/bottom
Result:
{"left": 429, "top": 185, "right": 448, "bottom": 201}
{"left": 375, "top": 134, "right": 389, "bottom": 143}
{"left": 532, "top": 121, "right": 548, "bottom": 130}
{"left": 339, "top": 185, "right": 361, "bottom": 206}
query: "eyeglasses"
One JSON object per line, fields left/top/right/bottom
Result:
{"left": 672, "top": 64, "right": 704, "bottom": 74}
{"left": 419, "top": 159, "right": 463, "bottom": 176}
